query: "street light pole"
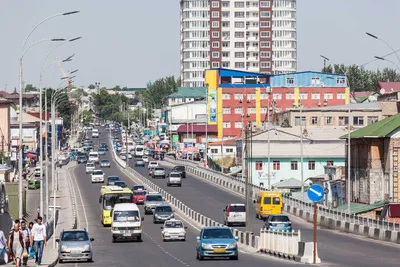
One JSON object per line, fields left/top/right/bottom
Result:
{"left": 366, "top": 32, "right": 400, "bottom": 66}
{"left": 374, "top": 56, "right": 400, "bottom": 73}
{"left": 300, "top": 101, "right": 304, "bottom": 200}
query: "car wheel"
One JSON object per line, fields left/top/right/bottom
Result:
{"left": 167, "top": 183, "right": 170, "bottom": 187}
{"left": 231, "top": 255, "right": 239, "bottom": 260}
{"left": 112, "top": 236, "right": 116, "bottom": 243}
{"left": 137, "top": 236, "right": 142, "bottom": 242}
{"left": 87, "top": 258, "right": 93, "bottom": 262}
{"left": 59, "top": 259, "right": 64, "bottom": 263}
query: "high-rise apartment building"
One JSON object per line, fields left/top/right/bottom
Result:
{"left": 180, "top": 0, "right": 297, "bottom": 87}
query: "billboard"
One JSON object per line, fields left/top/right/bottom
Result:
{"left": 208, "top": 89, "right": 217, "bottom": 124}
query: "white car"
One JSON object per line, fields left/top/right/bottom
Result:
{"left": 88, "top": 152, "right": 100, "bottom": 164}
{"left": 161, "top": 219, "right": 187, "bottom": 241}
{"left": 85, "top": 163, "right": 95, "bottom": 174}
{"left": 34, "top": 167, "right": 44, "bottom": 177}
{"left": 148, "top": 161, "right": 159, "bottom": 169}
{"left": 223, "top": 204, "right": 246, "bottom": 226}
{"left": 91, "top": 170, "right": 104, "bottom": 183}
{"left": 142, "top": 156, "right": 149, "bottom": 163}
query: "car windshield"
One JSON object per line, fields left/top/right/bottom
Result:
{"left": 150, "top": 162, "right": 157, "bottom": 165}
{"left": 146, "top": 195, "right": 162, "bottom": 202}
{"left": 101, "top": 160, "right": 109, "bottom": 163}
{"left": 202, "top": 228, "right": 234, "bottom": 239}
{"left": 165, "top": 221, "right": 183, "bottom": 228}
{"left": 170, "top": 173, "right": 181, "bottom": 177}
{"left": 229, "top": 205, "right": 246, "bottom": 212}
{"left": 114, "top": 182, "right": 126, "bottom": 187}
{"left": 174, "top": 166, "right": 185, "bottom": 171}
{"left": 155, "top": 206, "right": 172, "bottom": 213}
{"left": 93, "top": 171, "right": 103, "bottom": 175}
{"left": 134, "top": 191, "right": 146, "bottom": 196}
{"left": 103, "top": 193, "right": 133, "bottom": 210}
{"left": 61, "top": 231, "right": 89, "bottom": 241}
{"left": 270, "top": 216, "right": 290, "bottom": 222}
{"left": 113, "top": 210, "right": 140, "bottom": 222}
{"left": 133, "top": 186, "right": 145, "bottom": 190}
{"left": 79, "top": 156, "right": 86, "bottom": 159}
{"left": 87, "top": 164, "right": 94, "bottom": 167}
{"left": 136, "top": 148, "right": 143, "bottom": 152}
{"left": 108, "top": 177, "right": 119, "bottom": 181}
{"left": 155, "top": 168, "right": 164, "bottom": 171}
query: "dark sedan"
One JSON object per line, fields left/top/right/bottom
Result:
{"left": 172, "top": 166, "right": 186, "bottom": 178}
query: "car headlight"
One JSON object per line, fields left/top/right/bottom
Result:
{"left": 61, "top": 245, "right": 68, "bottom": 250}
{"left": 201, "top": 243, "right": 213, "bottom": 249}
{"left": 227, "top": 243, "right": 237, "bottom": 249}
{"left": 83, "top": 245, "right": 90, "bottom": 251}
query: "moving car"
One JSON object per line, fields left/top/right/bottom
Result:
{"left": 142, "top": 156, "right": 149, "bottom": 163}
{"left": 263, "top": 214, "right": 292, "bottom": 232}
{"left": 133, "top": 190, "right": 146, "bottom": 205}
{"left": 196, "top": 227, "right": 239, "bottom": 261}
{"left": 34, "top": 167, "right": 44, "bottom": 177}
{"left": 144, "top": 192, "right": 164, "bottom": 214}
{"left": 97, "top": 148, "right": 106, "bottom": 155}
{"left": 100, "top": 143, "right": 108, "bottom": 151}
{"left": 111, "top": 203, "right": 144, "bottom": 242}
{"left": 56, "top": 229, "right": 94, "bottom": 263}
{"left": 152, "top": 167, "right": 166, "bottom": 179}
{"left": 107, "top": 176, "right": 120, "bottom": 185}
{"left": 132, "top": 185, "right": 145, "bottom": 191}
{"left": 223, "top": 204, "right": 246, "bottom": 226}
{"left": 161, "top": 219, "right": 187, "bottom": 241}
{"left": 167, "top": 172, "right": 182, "bottom": 187}
{"left": 88, "top": 152, "right": 100, "bottom": 164}
{"left": 77, "top": 156, "right": 87, "bottom": 164}
{"left": 135, "top": 159, "right": 145, "bottom": 167}
{"left": 91, "top": 170, "right": 105, "bottom": 183}
{"left": 153, "top": 204, "right": 174, "bottom": 223}
{"left": 172, "top": 166, "right": 186, "bottom": 178}
{"left": 100, "top": 159, "right": 111, "bottom": 168}
{"left": 85, "top": 163, "right": 95, "bottom": 174}
{"left": 148, "top": 161, "right": 159, "bottom": 169}
{"left": 114, "top": 180, "right": 127, "bottom": 188}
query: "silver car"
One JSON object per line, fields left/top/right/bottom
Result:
{"left": 56, "top": 229, "right": 94, "bottom": 263}
{"left": 144, "top": 193, "right": 164, "bottom": 214}
{"left": 153, "top": 204, "right": 174, "bottom": 223}
{"left": 152, "top": 167, "right": 166, "bottom": 179}
{"left": 100, "top": 159, "right": 111, "bottom": 168}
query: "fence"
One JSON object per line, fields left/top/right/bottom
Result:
{"left": 259, "top": 229, "right": 300, "bottom": 258}
{"left": 165, "top": 157, "right": 400, "bottom": 244}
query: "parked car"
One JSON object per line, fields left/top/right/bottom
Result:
{"left": 223, "top": 204, "right": 246, "bottom": 226}
{"left": 172, "top": 166, "right": 186, "bottom": 178}
{"left": 196, "top": 227, "right": 239, "bottom": 261}
{"left": 263, "top": 214, "right": 292, "bottom": 232}
{"left": 56, "top": 229, "right": 94, "bottom": 263}
{"left": 161, "top": 219, "right": 187, "bottom": 241}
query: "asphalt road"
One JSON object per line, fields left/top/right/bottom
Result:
{"left": 60, "top": 131, "right": 301, "bottom": 267}
{"left": 129, "top": 156, "right": 400, "bottom": 267}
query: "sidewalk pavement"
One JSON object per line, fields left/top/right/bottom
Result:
{"left": 8, "top": 162, "right": 76, "bottom": 266}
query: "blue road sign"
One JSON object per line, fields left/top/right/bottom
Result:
{"left": 307, "top": 184, "right": 325, "bottom": 202}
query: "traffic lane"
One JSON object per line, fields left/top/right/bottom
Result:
{"left": 68, "top": 150, "right": 189, "bottom": 267}
{"left": 132, "top": 161, "right": 400, "bottom": 267}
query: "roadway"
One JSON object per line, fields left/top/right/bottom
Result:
{"left": 61, "top": 130, "right": 300, "bottom": 267}
{"left": 129, "top": 157, "right": 400, "bottom": 267}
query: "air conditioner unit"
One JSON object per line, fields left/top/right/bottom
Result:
{"left": 318, "top": 101, "right": 321, "bottom": 106}
{"left": 324, "top": 99, "right": 328, "bottom": 106}
{"left": 265, "top": 86, "right": 271, "bottom": 93}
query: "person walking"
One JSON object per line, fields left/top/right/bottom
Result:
{"left": 0, "top": 229, "right": 8, "bottom": 264}
{"left": 20, "top": 221, "right": 30, "bottom": 266}
{"left": 30, "top": 216, "right": 46, "bottom": 265}
{"left": 8, "top": 223, "right": 25, "bottom": 267}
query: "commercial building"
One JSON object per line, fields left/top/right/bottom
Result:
{"left": 0, "top": 98, "right": 12, "bottom": 160}
{"left": 164, "top": 87, "right": 207, "bottom": 106}
{"left": 204, "top": 68, "right": 348, "bottom": 138}
{"left": 180, "top": 0, "right": 297, "bottom": 87}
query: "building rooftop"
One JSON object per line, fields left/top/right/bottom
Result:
{"left": 209, "top": 137, "right": 239, "bottom": 146}
{"left": 165, "top": 87, "right": 207, "bottom": 99}
{"left": 253, "top": 127, "right": 348, "bottom": 141}
{"left": 210, "top": 68, "right": 270, "bottom": 78}
{"left": 272, "top": 178, "right": 309, "bottom": 189}
{"left": 0, "top": 97, "right": 12, "bottom": 104}
{"left": 336, "top": 200, "right": 385, "bottom": 214}
{"left": 176, "top": 124, "right": 217, "bottom": 134}
{"left": 272, "top": 71, "right": 346, "bottom": 77}
{"left": 344, "top": 112, "right": 400, "bottom": 139}
{"left": 377, "top": 81, "right": 400, "bottom": 94}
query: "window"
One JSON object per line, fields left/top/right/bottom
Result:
{"left": 234, "top": 107, "right": 243, "bottom": 114}
{"left": 286, "top": 77, "right": 295, "bottom": 85}
{"left": 211, "top": 21, "right": 219, "bottom": 28}
{"left": 260, "top": 31, "right": 271, "bottom": 38}
{"left": 226, "top": 148, "right": 233, "bottom": 153}
{"left": 273, "top": 93, "right": 282, "bottom": 100}
{"left": 235, "top": 52, "right": 245, "bottom": 58}
{"left": 234, "top": 12, "right": 245, "bottom": 18}
{"left": 247, "top": 93, "right": 256, "bottom": 100}
{"left": 222, "top": 52, "right": 229, "bottom": 57}
{"left": 291, "top": 161, "right": 298, "bottom": 170}
{"left": 212, "top": 31, "right": 220, "bottom": 38}
{"left": 222, "top": 21, "right": 230, "bottom": 28}
{"left": 212, "top": 62, "right": 219, "bottom": 68}
{"left": 211, "top": 148, "right": 218, "bottom": 154}
{"left": 234, "top": 1, "right": 245, "bottom": 8}
{"left": 222, "top": 1, "right": 230, "bottom": 7}
{"left": 324, "top": 93, "right": 333, "bottom": 99}
{"left": 247, "top": 107, "right": 256, "bottom": 114}
{"left": 260, "top": 51, "right": 271, "bottom": 58}
{"left": 260, "top": 41, "right": 271, "bottom": 48}
{"left": 353, "top": 116, "right": 364, "bottom": 126}
{"left": 260, "top": 21, "right": 271, "bottom": 28}
{"left": 311, "top": 117, "right": 318, "bottom": 125}
{"left": 234, "top": 22, "right": 245, "bottom": 28}
{"left": 273, "top": 161, "right": 280, "bottom": 170}
{"left": 260, "top": 1, "right": 271, "bottom": 7}
{"left": 338, "top": 116, "right": 348, "bottom": 126}
{"left": 299, "top": 93, "right": 308, "bottom": 100}
{"left": 260, "top": 11, "right": 271, "bottom": 18}
{"left": 212, "top": 11, "right": 220, "bottom": 18}
{"left": 260, "top": 62, "right": 271, "bottom": 68}
{"left": 222, "top": 41, "right": 229, "bottom": 47}
{"left": 222, "top": 93, "right": 231, "bottom": 99}
{"left": 235, "top": 121, "right": 243, "bottom": 128}
{"left": 337, "top": 93, "right": 346, "bottom": 99}
{"left": 255, "top": 161, "right": 263, "bottom": 171}
{"left": 212, "top": 41, "right": 220, "bottom": 48}
{"left": 211, "top": 1, "right": 219, "bottom": 8}
{"left": 367, "top": 116, "right": 378, "bottom": 125}
{"left": 234, "top": 42, "right": 244, "bottom": 48}
{"left": 311, "top": 93, "right": 320, "bottom": 100}
{"left": 295, "top": 116, "right": 306, "bottom": 126}
{"left": 235, "top": 32, "right": 245, "bottom": 38}
{"left": 223, "top": 121, "right": 231, "bottom": 128}
{"left": 212, "top": 52, "right": 220, "bottom": 58}
{"left": 222, "top": 11, "right": 230, "bottom": 18}
{"left": 286, "top": 93, "right": 294, "bottom": 99}
{"left": 326, "top": 160, "right": 334, "bottom": 166}
{"left": 223, "top": 107, "right": 231, "bottom": 114}
{"left": 325, "top": 116, "right": 333, "bottom": 125}
{"left": 234, "top": 93, "right": 243, "bottom": 100}
{"left": 235, "top": 62, "right": 245, "bottom": 68}
{"left": 311, "top": 78, "right": 320, "bottom": 85}
{"left": 308, "top": 161, "right": 316, "bottom": 170}
{"left": 337, "top": 78, "right": 346, "bottom": 84}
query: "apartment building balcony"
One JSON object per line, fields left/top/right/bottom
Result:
{"left": 246, "top": 56, "right": 259, "bottom": 61}
{"left": 246, "top": 45, "right": 259, "bottom": 52}
{"left": 246, "top": 35, "right": 259, "bottom": 41}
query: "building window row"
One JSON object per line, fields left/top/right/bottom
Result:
{"left": 255, "top": 160, "right": 331, "bottom": 171}
{"left": 294, "top": 115, "right": 379, "bottom": 127}
{"left": 286, "top": 77, "right": 347, "bottom": 86}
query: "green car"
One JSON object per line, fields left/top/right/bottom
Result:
{"left": 28, "top": 180, "right": 40, "bottom": 190}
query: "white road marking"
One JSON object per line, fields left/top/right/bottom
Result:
{"left": 70, "top": 165, "right": 89, "bottom": 231}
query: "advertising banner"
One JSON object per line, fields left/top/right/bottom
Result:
{"left": 208, "top": 89, "right": 217, "bottom": 124}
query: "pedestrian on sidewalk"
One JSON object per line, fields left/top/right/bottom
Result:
{"left": 30, "top": 216, "right": 46, "bottom": 265}
{"left": 20, "top": 221, "right": 30, "bottom": 266}
{"left": 0, "top": 229, "right": 8, "bottom": 264}
{"left": 7, "top": 223, "right": 26, "bottom": 267}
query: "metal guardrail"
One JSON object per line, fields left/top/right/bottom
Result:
{"left": 166, "top": 157, "right": 400, "bottom": 233}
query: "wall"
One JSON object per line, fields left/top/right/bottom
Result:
{"left": 170, "top": 102, "right": 207, "bottom": 123}
{"left": 250, "top": 157, "right": 346, "bottom": 187}
{"left": 10, "top": 127, "right": 37, "bottom": 150}
{"left": 208, "top": 144, "right": 236, "bottom": 159}
{"left": 0, "top": 103, "right": 10, "bottom": 153}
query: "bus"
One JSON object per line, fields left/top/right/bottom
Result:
{"left": 99, "top": 186, "right": 133, "bottom": 226}
{"left": 254, "top": 191, "right": 283, "bottom": 220}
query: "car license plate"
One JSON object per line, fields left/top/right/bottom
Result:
{"left": 213, "top": 248, "right": 226, "bottom": 253}
{"left": 278, "top": 224, "right": 285, "bottom": 227}
{"left": 123, "top": 233, "right": 131, "bottom": 237}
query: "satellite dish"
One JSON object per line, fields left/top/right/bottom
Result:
{"left": 391, "top": 88, "right": 394, "bottom": 92}
{"left": 380, "top": 88, "right": 386, "bottom": 95}
{"left": 368, "top": 95, "right": 376, "bottom": 102}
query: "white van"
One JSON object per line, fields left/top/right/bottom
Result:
{"left": 88, "top": 152, "right": 100, "bottom": 164}
{"left": 111, "top": 203, "right": 144, "bottom": 242}
{"left": 223, "top": 203, "right": 246, "bottom": 226}
{"left": 134, "top": 145, "right": 144, "bottom": 157}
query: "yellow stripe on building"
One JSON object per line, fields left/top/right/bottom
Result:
{"left": 255, "top": 87, "right": 261, "bottom": 126}
{"left": 345, "top": 87, "right": 350, "bottom": 104}
{"left": 294, "top": 87, "right": 299, "bottom": 106}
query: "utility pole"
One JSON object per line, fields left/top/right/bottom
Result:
{"left": 300, "top": 101, "right": 304, "bottom": 200}
{"left": 245, "top": 121, "right": 252, "bottom": 232}
{"left": 267, "top": 97, "right": 271, "bottom": 189}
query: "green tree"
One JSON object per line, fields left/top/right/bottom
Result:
{"left": 80, "top": 110, "right": 93, "bottom": 125}
{"left": 24, "top": 84, "right": 38, "bottom": 92}
{"left": 88, "top": 84, "right": 96, "bottom": 90}
{"left": 140, "top": 76, "right": 180, "bottom": 108}
{"left": 322, "top": 64, "right": 400, "bottom": 91}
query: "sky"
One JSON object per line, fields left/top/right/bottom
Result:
{"left": 0, "top": 0, "right": 399, "bottom": 91}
